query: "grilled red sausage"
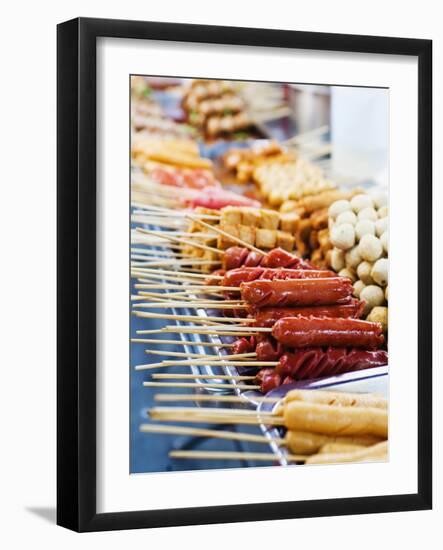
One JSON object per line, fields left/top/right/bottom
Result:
{"left": 221, "top": 267, "right": 333, "bottom": 288}
{"left": 241, "top": 278, "right": 353, "bottom": 308}
{"left": 251, "top": 300, "right": 365, "bottom": 326}
{"left": 222, "top": 247, "right": 315, "bottom": 271}
{"left": 272, "top": 316, "right": 384, "bottom": 349}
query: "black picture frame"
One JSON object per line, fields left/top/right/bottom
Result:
{"left": 57, "top": 17, "right": 432, "bottom": 532}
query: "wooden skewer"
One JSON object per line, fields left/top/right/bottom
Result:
{"left": 134, "top": 328, "right": 255, "bottom": 337}
{"left": 162, "top": 324, "right": 271, "bottom": 333}
{"left": 149, "top": 406, "right": 284, "bottom": 424}
{"left": 133, "top": 267, "right": 222, "bottom": 280}
{"left": 145, "top": 350, "right": 256, "bottom": 359}
{"left": 137, "top": 359, "right": 276, "bottom": 370}
{"left": 133, "top": 274, "right": 207, "bottom": 285}
{"left": 186, "top": 214, "right": 267, "bottom": 256}
{"left": 154, "top": 393, "right": 277, "bottom": 404}
{"left": 144, "top": 381, "right": 261, "bottom": 390}
{"left": 131, "top": 312, "right": 251, "bottom": 324}
{"left": 131, "top": 302, "right": 248, "bottom": 310}
{"left": 140, "top": 423, "right": 282, "bottom": 445}
{"left": 131, "top": 203, "right": 220, "bottom": 221}
{"left": 134, "top": 284, "right": 237, "bottom": 292}
{"left": 149, "top": 406, "right": 276, "bottom": 417}
{"left": 136, "top": 227, "right": 222, "bottom": 255}
{"left": 132, "top": 338, "right": 234, "bottom": 348}
{"left": 132, "top": 292, "right": 197, "bottom": 302}
{"left": 135, "top": 356, "right": 266, "bottom": 371}
{"left": 151, "top": 373, "right": 256, "bottom": 381}
{"left": 132, "top": 259, "right": 221, "bottom": 268}
{"left": 169, "top": 450, "right": 303, "bottom": 462}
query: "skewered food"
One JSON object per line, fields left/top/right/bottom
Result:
{"left": 240, "top": 278, "right": 353, "bottom": 307}
{"left": 270, "top": 317, "right": 384, "bottom": 349}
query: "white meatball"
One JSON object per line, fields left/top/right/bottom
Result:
{"left": 360, "top": 285, "right": 385, "bottom": 315}
{"left": 378, "top": 206, "right": 388, "bottom": 219}
{"left": 358, "top": 234, "right": 383, "bottom": 262}
{"left": 336, "top": 210, "right": 357, "bottom": 226}
{"left": 350, "top": 194, "right": 373, "bottom": 213}
{"left": 373, "top": 193, "right": 388, "bottom": 210}
{"left": 339, "top": 268, "right": 356, "bottom": 283}
{"left": 328, "top": 200, "right": 351, "bottom": 220}
{"left": 330, "top": 223, "right": 355, "bottom": 250}
{"left": 353, "top": 280, "right": 366, "bottom": 298}
{"left": 380, "top": 231, "right": 388, "bottom": 253}
{"left": 355, "top": 219, "right": 376, "bottom": 241}
{"left": 358, "top": 207, "right": 378, "bottom": 222}
{"left": 330, "top": 248, "right": 345, "bottom": 272}
{"left": 357, "top": 261, "right": 374, "bottom": 285}
{"left": 375, "top": 217, "right": 388, "bottom": 237}
{"left": 371, "top": 258, "right": 389, "bottom": 286}
{"left": 367, "top": 306, "right": 388, "bottom": 333}
{"left": 345, "top": 246, "right": 362, "bottom": 269}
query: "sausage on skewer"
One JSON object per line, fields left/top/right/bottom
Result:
{"left": 271, "top": 316, "right": 384, "bottom": 349}
{"left": 241, "top": 278, "right": 353, "bottom": 307}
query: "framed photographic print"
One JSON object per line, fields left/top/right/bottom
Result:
{"left": 57, "top": 17, "right": 432, "bottom": 532}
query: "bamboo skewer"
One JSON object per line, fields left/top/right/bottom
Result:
{"left": 161, "top": 324, "right": 271, "bottom": 333}
{"left": 133, "top": 268, "right": 223, "bottom": 280}
{"left": 144, "top": 381, "right": 261, "bottom": 391}
{"left": 136, "top": 360, "right": 276, "bottom": 370}
{"left": 132, "top": 259, "right": 221, "bottom": 268}
{"left": 132, "top": 338, "right": 234, "bottom": 348}
{"left": 140, "top": 423, "right": 280, "bottom": 444}
{"left": 149, "top": 406, "right": 284, "bottom": 424}
{"left": 131, "top": 302, "right": 248, "bottom": 310}
{"left": 154, "top": 393, "right": 277, "bottom": 404}
{"left": 151, "top": 373, "right": 256, "bottom": 381}
{"left": 134, "top": 284, "right": 237, "bottom": 292}
{"left": 131, "top": 312, "right": 252, "bottom": 324}
{"left": 169, "top": 450, "right": 303, "bottom": 462}
{"left": 136, "top": 227, "right": 222, "bottom": 255}
{"left": 135, "top": 328, "right": 254, "bottom": 337}
{"left": 145, "top": 350, "right": 256, "bottom": 360}
{"left": 135, "top": 356, "right": 268, "bottom": 371}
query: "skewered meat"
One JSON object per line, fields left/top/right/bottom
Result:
{"left": 241, "top": 278, "right": 353, "bottom": 307}
{"left": 271, "top": 317, "right": 384, "bottom": 349}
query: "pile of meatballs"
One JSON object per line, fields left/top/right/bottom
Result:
{"left": 327, "top": 193, "right": 388, "bottom": 334}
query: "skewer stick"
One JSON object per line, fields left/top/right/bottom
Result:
{"left": 149, "top": 407, "right": 284, "bottom": 424}
{"left": 154, "top": 393, "right": 277, "bottom": 404}
{"left": 149, "top": 406, "right": 276, "bottom": 417}
{"left": 132, "top": 267, "right": 222, "bottom": 280}
{"left": 136, "top": 227, "right": 222, "bottom": 255}
{"left": 131, "top": 312, "right": 252, "bottom": 324}
{"left": 162, "top": 324, "right": 271, "bottom": 333}
{"left": 135, "top": 328, "right": 255, "bottom": 337}
{"left": 135, "top": 356, "right": 267, "bottom": 371}
{"left": 143, "top": 381, "right": 261, "bottom": 390}
{"left": 131, "top": 302, "right": 248, "bottom": 309}
{"left": 132, "top": 338, "right": 234, "bottom": 348}
{"left": 137, "top": 359, "right": 276, "bottom": 370}
{"left": 152, "top": 373, "right": 256, "bottom": 381}
{"left": 132, "top": 259, "right": 221, "bottom": 268}
{"left": 145, "top": 350, "right": 256, "bottom": 359}
{"left": 140, "top": 423, "right": 282, "bottom": 445}
{"left": 134, "top": 284, "right": 237, "bottom": 292}
{"left": 186, "top": 214, "right": 267, "bottom": 256}
{"left": 169, "top": 450, "right": 303, "bottom": 462}
{"left": 133, "top": 274, "right": 207, "bottom": 285}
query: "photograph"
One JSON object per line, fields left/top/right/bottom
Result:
{"left": 130, "top": 76, "right": 390, "bottom": 473}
